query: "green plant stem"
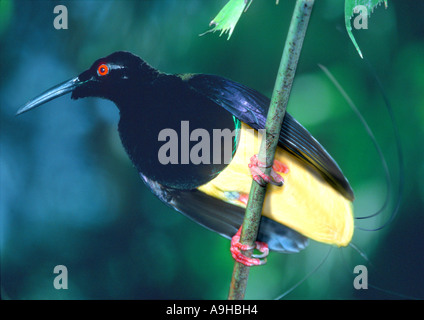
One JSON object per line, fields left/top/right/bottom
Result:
{"left": 228, "top": 0, "right": 315, "bottom": 300}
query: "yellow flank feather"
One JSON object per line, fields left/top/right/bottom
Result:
{"left": 198, "top": 123, "right": 354, "bottom": 247}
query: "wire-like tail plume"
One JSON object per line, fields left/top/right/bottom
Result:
{"left": 318, "top": 63, "right": 404, "bottom": 231}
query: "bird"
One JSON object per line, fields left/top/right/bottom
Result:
{"left": 17, "top": 51, "right": 354, "bottom": 266}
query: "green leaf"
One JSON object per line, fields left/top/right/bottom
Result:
{"left": 345, "top": 0, "right": 388, "bottom": 58}
{"left": 201, "top": 0, "right": 252, "bottom": 40}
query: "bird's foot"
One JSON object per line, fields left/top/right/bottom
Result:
{"left": 230, "top": 226, "right": 269, "bottom": 266}
{"left": 248, "top": 154, "right": 289, "bottom": 187}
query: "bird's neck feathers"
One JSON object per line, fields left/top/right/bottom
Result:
{"left": 138, "top": 59, "right": 161, "bottom": 84}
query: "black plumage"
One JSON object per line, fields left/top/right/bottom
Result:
{"left": 17, "top": 51, "right": 354, "bottom": 253}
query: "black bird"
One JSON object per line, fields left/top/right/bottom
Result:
{"left": 17, "top": 51, "right": 354, "bottom": 265}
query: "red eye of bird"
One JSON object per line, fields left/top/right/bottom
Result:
{"left": 97, "top": 64, "right": 109, "bottom": 76}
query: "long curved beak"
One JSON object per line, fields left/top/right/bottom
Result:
{"left": 16, "top": 77, "right": 82, "bottom": 116}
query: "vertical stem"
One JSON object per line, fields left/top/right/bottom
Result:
{"left": 228, "top": 0, "right": 315, "bottom": 300}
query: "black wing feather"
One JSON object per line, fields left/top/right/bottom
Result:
{"left": 140, "top": 173, "right": 309, "bottom": 253}
{"left": 186, "top": 74, "right": 354, "bottom": 201}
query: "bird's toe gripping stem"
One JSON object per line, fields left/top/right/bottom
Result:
{"left": 230, "top": 226, "right": 269, "bottom": 266}
{"left": 248, "top": 154, "right": 289, "bottom": 187}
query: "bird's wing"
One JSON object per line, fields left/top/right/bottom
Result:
{"left": 140, "top": 173, "right": 309, "bottom": 253}
{"left": 185, "top": 74, "right": 354, "bottom": 201}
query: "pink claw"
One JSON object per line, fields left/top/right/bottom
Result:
{"left": 248, "top": 154, "right": 288, "bottom": 186}
{"left": 230, "top": 226, "right": 269, "bottom": 267}
{"left": 272, "top": 160, "right": 289, "bottom": 174}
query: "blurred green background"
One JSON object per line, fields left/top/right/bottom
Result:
{"left": 1, "top": 0, "right": 423, "bottom": 300}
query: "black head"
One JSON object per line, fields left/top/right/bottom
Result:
{"left": 17, "top": 51, "right": 158, "bottom": 115}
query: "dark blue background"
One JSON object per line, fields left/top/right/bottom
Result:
{"left": 1, "top": 0, "right": 423, "bottom": 299}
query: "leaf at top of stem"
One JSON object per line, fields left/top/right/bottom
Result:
{"left": 201, "top": 0, "right": 253, "bottom": 40}
{"left": 345, "top": 0, "right": 388, "bottom": 58}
